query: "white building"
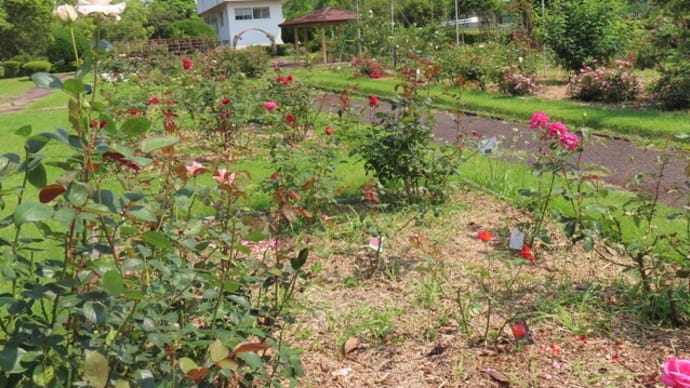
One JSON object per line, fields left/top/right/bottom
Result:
{"left": 197, "top": 0, "right": 285, "bottom": 47}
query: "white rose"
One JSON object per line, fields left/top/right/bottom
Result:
{"left": 76, "top": 0, "right": 127, "bottom": 21}
{"left": 55, "top": 4, "right": 78, "bottom": 23}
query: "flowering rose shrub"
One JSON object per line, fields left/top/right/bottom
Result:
{"left": 0, "top": 5, "right": 308, "bottom": 386}
{"left": 566, "top": 59, "right": 640, "bottom": 103}
{"left": 352, "top": 57, "right": 386, "bottom": 79}
{"left": 497, "top": 65, "right": 540, "bottom": 96}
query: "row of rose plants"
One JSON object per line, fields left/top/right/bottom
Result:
{"left": 0, "top": 4, "right": 314, "bottom": 386}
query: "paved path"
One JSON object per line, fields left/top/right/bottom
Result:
{"left": 315, "top": 93, "right": 689, "bottom": 207}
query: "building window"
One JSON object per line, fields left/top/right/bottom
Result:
{"left": 235, "top": 8, "right": 252, "bottom": 20}
{"left": 235, "top": 7, "right": 270, "bottom": 20}
{"left": 219, "top": 12, "right": 224, "bottom": 26}
{"left": 253, "top": 7, "right": 270, "bottom": 19}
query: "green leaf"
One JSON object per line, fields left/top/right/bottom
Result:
{"left": 114, "top": 380, "right": 130, "bottom": 388}
{"left": 142, "top": 231, "right": 171, "bottom": 249}
{"left": 25, "top": 135, "right": 50, "bottom": 154}
{"left": 291, "top": 248, "right": 308, "bottom": 270}
{"left": 63, "top": 79, "right": 85, "bottom": 96}
{"left": 97, "top": 39, "right": 114, "bottom": 53}
{"left": 120, "top": 117, "right": 151, "bottom": 137}
{"left": 0, "top": 346, "right": 27, "bottom": 373}
{"left": 84, "top": 350, "right": 109, "bottom": 388}
{"left": 82, "top": 301, "right": 107, "bottom": 325}
{"left": 102, "top": 270, "right": 124, "bottom": 297}
{"left": 140, "top": 136, "right": 179, "bottom": 153}
{"left": 32, "top": 364, "right": 55, "bottom": 386}
{"left": 209, "top": 340, "right": 230, "bottom": 363}
{"left": 66, "top": 182, "right": 90, "bottom": 206}
{"left": 14, "top": 125, "right": 32, "bottom": 138}
{"left": 13, "top": 202, "right": 53, "bottom": 225}
{"left": 238, "top": 352, "right": 264, "bottom": 370}
{"left": 31, "top": 72, "right": 63, "bottom": 90}
{"left": 178, "top": 357, "right": 198, "bottom": 373}
{"left": 27, "top": 162, "right": 47, "bottom": 189}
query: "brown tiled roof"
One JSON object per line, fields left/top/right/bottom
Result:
{"left": 279, "top": 7, "right": 358, "bottom": 27}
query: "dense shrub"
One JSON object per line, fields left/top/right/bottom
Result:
{"left": 0, "top": 66, "right": 4, "bottom": 78}
{"left": 497, "top": 64, "right": 540, "bottom": 96}
{"left": 436, "top": 43, "right": 504, "bottom": 90}
{"left": 2, "top": 61, "right": 21, "bottom": 78}
{"left": 166, "top": 18, "right": 217, "bottom": 39}
{"left": 351, "top": 57, "right": 385, "bottom": 79}
{"left": 47, "top": 24, "right": 89, "bottom": 72}
{"left": 649, "top": 63, "right": 690, "bottom": 110}
{"left": 566, "top": 60, "right": 640, "bottom": 103}
{"left": 213, "top": 46, "right": 269, "bottom": 78}
{"left": 544, "top": 0, "right": 628, "bottom": 71}
{"left": 21, "top": 60, "right": 52, "bottom": 76}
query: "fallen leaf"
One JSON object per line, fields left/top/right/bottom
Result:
{"left": 343, "top": 337, "right": 359, "bottom": 355}
{"left": 481, "top": 368, "right": 510, "bottom": 385}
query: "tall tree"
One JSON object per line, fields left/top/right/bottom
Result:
{"left": 0, "top": 0, "right": 54, "bottom": 59}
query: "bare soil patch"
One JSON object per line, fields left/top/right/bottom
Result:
{"left": 290, "top": 190, "right": 689, "bottom": 387}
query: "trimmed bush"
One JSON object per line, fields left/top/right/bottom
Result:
{"left": 48, "top": 24, "right": 89, "bottom": 72}
{"left": 21, "top": 60, "right": 52, "bottom": 76}
{"left": 566, "top": 59, "right": 640, "bottom": 103}
{"left": 0, "top": 66, "right": 4, "bottom": 79}
{"left": 210, "top": 46, "right": 269, "bottom": 78}
{"left": 166, "top": 18, "right": 217, "bottom": 39}
{"left": 2, "top": 61, "right": 21, "bottom": 78}
{"left": 497, "top": 65, "right": 540, "bottom": 96}
{"left": 650, "top": 63, "right": 690, "bottom": 110}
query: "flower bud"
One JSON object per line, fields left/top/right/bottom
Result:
{"left": 56, "top": 4, "right": 78, "bottom": 23}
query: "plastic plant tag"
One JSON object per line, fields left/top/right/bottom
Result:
{"left": 509, "top": 230, "right": 525, "bottom": 250}
{"left": 368, "top": 236, "right": 383, "bottom": 252}
{"left": 478, "top": 137, "right": 497, "bottom": 155}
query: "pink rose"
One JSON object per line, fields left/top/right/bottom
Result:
{"left": 529, "top": 111, "right": 550, "bottom": 129}
{"left": 148, "top": 96, "right": 159, "bottom": 105}
{"left": 213, "top": 169, "right": 235, "bottom": 185}
{"left": 661, "top": 357, "right": 690, "bottom": 388}
{"left": 548, "top": 121, "right": 568, "bottom": 137}
{"left": 559, "top": 131, "right": 579, "bottom": 151}
{"left": 185, "top": 161, "right": 204, "bottom": 176}
{"left": 183, "top": 57, "right": 192, "bottom": 70}
{"left": 264, "top": 101, "right": 278, "bottom": 111}
{"left": 368, "top": 95, "right": 379, "bottom": 107}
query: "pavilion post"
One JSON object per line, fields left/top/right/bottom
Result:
{"left": 321, "top": 27, "right": 327, "bottom": 64}
{"left": 293, "top": 28, "right": 299, "bottom": 64}
{"left": 303, "top": 28, "right": 309, "bottom": 64}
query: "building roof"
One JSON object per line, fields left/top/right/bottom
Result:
{"left": 279, "top": 7, "right": 358, "bottom": 28}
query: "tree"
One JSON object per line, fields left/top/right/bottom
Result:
{"left": 543, "top": 0, "right": 628, "bottom": 70}
{"left": 101, "top": 0, "right": 152, "bottom": 42}
{"left": 146, "top": 0, "right": 197, "bottom": 38}
{"left": 0, "top": 0, "right": 54, "bottom": 59}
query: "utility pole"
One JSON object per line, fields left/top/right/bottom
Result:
{"left": 455, "top": 0, "right": 459, "bottom": 47}
{"left": 541, "top": 0, "right": 547, "bottom": 77}
{"left": 356, "top": 0, "right": 362, "bottom": 56}
{"left": 390, "top": 0, "right": 396, "bottom": 68}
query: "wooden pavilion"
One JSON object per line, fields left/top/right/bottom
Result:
{"left": 279, "top": 7, "right": 358, "bottom": 64}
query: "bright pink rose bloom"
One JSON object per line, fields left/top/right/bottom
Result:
{"left": 369, "top": 95, "right": 379, "bottom": 107}
{"left": 529, "top": 111, "right": 550, "bottom": 129}
{"left": 661, "top": 357, "right": 690, "bottom": 388}
{"left": 548, "top": 121, "right": 568, "bottom": 137}
{"left": 213, "top": 169, "right": 235, "bottom": 185}
{"left": 183, "top": 57, "right": 192, "bottom": 70}
{"left": 264, "top": 101, "right": 278, "bottom": 111}
{"left": 559, "top": 131, "right": 579, "bottom": 151}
